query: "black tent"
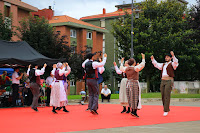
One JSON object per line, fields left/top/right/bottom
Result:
{"left": 0, "top": 40, "right": 63, "bottom": 66}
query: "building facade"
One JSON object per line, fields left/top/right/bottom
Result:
{"left": 0, "top": 0, "right": 38, "bottom": 41}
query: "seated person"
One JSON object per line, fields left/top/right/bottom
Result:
{"left": 101, "top": 85, "right": 111, "bottom": 102}
{"left": 80, "top": 89, "right": 86, "bottom": 95}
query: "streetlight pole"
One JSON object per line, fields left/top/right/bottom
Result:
{"left": 131, "top": 0, "right": 134, "bottom": 58}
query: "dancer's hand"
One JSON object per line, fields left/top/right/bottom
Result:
{"left": 150, "top": 55, "right": 154, "bottom": 60}
{"left": 104, "top": 53, "right": 107, "bottom": 58}
{"left": 43, "top": 63, "right": 47, "bottom": 68}
{"left": 65, "top": 63, "right": 69, "bottom": 66}
{"left": 53, "top": 64, "right": 57, "bottom": 68}
{"left": 170, "top": 51, "right": 174, "bottom": 57}
{"left": 141, "top": 53, "right": 145, "bottom": 59}
{"left": 113, "top": 62, "right": 117, "bottom": 66}
{"left": 121, "top": 58, "right": 124, "bottom": 63}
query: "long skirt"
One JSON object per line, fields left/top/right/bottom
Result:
{"left": 50, "top": 80, "right": 67, "bottom": 107}
{"left": 119, "top": 78, "right": 128, "bottom": 106}
{"left": 126, "top": 80, "right": 139, "bottom": 110}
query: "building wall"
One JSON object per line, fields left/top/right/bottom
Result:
{"left": 31, "top": 8, "right": 54, "bottom": 20}
{"left": 54, "top": 26, "right": 70, "bottom": 46}
{"left": 0, "top": 1, "right": 4, "bottom": 13}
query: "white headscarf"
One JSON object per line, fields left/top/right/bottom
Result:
{"left": 56, "top": 62, "right": 63, "bottom": 69}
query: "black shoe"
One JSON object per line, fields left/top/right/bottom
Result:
{"left": 121, "top": 109, "right": 126, "bottom": 113}
{"left": 126, "top": 110, "right": 130, "bottom": 113}
{"left": 63, "top": 109, "right": 69, "bottom": 112}
{"left": 131, "top": 112, "right": 139, "bottom": 118}
{"left": 52, "top": 110, "right": 58, "bottom": 114}
{"left": 91, "top": 110, "right": 98, "bottom": 115}
{"left": 86, "top": 108, "right": 90, "bottom": 111}
{"left": 32, "top": 107, "right": 38, "bottom": 112}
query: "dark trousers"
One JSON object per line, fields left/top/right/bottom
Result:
{"left": 12, "top": 84, "right": 19, "bottom": 106}
{"left": 46, "top": 87, "right": 51, "bottom": 106}
{"left": 87, "top": 79, "right": 99, "bottom": 111}
{"left": 30, "top": 82, "right": 40, "bottom": 109}
{"left": 101, "top": 94, "right": 111, "bottom": 101}
{"left": 160, "top": 80, "right": 172, "bottom": 112}
{"left": 27, "top": 88, "right": 33, "bottom": 106}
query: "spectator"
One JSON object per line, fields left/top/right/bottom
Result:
{"left": 45, "top": 73, "right": 55, "bottom": 106}
{"left": 0, "top": 71, "right": 11, "bottom": 88}
{"left": 80, "top": 89, "right": 86, "bottom": 95}
{"left": 101, "top": 85, "right": 111, "bottom": 102}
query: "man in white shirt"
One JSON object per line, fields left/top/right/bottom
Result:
{"left": 27, "top": 63, "right": 47, "bottom": 112}
{"left": 101, "top": 85, "right": 111, "bottom": 102}
{"left": 45, "top": 73, "right": 54, "bottom": 106}
{"left": 12, "top": 67, "right": 23, "bottom": 107}
{"left": 151, "top": 51, "right": 179, "bottom": 116}
{"left": 82, "top": 53, "right": 107, "bottom": 115}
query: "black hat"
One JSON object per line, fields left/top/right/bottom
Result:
{"left": 165, "top": 53, "right": 172, "bottom": 58}
{"left": 86, "top": 53, "right": 96, "bottom": 59}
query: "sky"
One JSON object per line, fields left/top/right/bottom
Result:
{"left": 22, "top": 0, "right": 198, "bottom": 19}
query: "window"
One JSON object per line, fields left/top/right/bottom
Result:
{"left": 70, "top": 46, "right": 76, "bottom": 54}
{"left": 87, "top": 32, "right": 92, "bottom": 39}
{"left": 4, "top": 6, "right": 10, "bottom": 17}
{"left": 100, "top": 19, "right": 105, "bottom": 28}
{"left": 70, "top": 29, "right": 76, "bottom": 38}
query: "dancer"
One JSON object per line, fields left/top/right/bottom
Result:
{"left": 113, "top": 58, "right": 130, "bottom": 113}
{"left": 125, "top": 53, "right": 145, "bottom": 118}
{"left": 82, "top": 53, "right": 107, "bottom": 115}
{"left": 27, "top": 63, "right": 47, "bottom": 112}
{"left": 151, "top": 51, "right": 179, "bottom": 116}
{"left": 50, "top": 62, "right": 71, "bottom": 114}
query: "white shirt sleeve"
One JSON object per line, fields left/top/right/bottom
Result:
{"left": 98, "top": 66, "right": 105, "bottom": 74}
{"left": 172, "top": 56, "right": 179, "bottom": 70}
{"left": 35, "top": 67, "right": 45, "bottom": 76}
{"left": 151, "top": 58, "right": 163, "bottom": 70}
{"left": 13, "top": 72, "right": 19, "bottom": 79}
{"left": 134, "top": 59, "right": 146, "bottom": 72}
{"left": 51, "top": 68, "right": 56, "bottom": 76}
{"left": 82, "top": 59, "right": 89, "bottom": 68}
{"left": 101, "top": 89, "right": 104, "bottom": 94}
{"left": 92, "top": 57, "right": 107, "bottom": 69}
{"left": 108, "top": 89, "right": 111, "bottom": 94}
{"left": 27, "top": 68, "right": 30, "bottom": 76}
{"left": 114, "top": 65, "right": 122, "bottom": 74}
{"left": 119, "top": 65, "right": 127, "bottom": 73}
{"left": 64, "top": 66, "right": 71, "bottom": 76}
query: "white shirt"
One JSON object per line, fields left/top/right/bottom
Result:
{"left": 46, "top": 76, "right": 54, "bottom": 85}
{"left": 98, "top": 66, "right": 105, "bottom": 74}
{"left": 12, "top": 71, "right": 20, "bottom": 84}
{"left": 151, "top": 56, "right": 179, "bottom": 77}
{"left": 82, "top": 57, "right": 107, "bottom": 70}
{"left": 27, "top": 67, "right": 45, "bottom": 76}
{"left": 101, "top": 88, "right": 111, "bottom": 95}
{"left": 51, "top": 66, "right": 71, "bottom": 77}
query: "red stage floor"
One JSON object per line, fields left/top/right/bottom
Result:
{"left": 0, "top": 104, "right": 200, "bottom": 133}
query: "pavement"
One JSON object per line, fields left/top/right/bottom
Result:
{"left": 66, "top": 98, "right": 200, "bottom": 133}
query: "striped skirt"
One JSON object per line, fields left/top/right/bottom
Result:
{"left": 126, "top": 80, "right": 139, "bottom": 110}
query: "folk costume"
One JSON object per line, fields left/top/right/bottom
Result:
{"left": 125, "top": 58, "right": 145, "bottom": 117}
{"left": 50, "top": 63, "right": 71, "bottom": 114}
{"left": 151, "top": 54, "right": 178, "bottom": 116}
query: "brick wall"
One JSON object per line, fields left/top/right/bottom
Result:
{"left": 31, "top": 9, "right": 53, "bottom": 20}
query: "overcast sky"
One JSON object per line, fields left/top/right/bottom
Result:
{"left": 22, "top": 0, "right": 197, "bottom": 19}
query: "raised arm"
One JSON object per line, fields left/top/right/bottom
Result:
{"left": 113, "top": 62, "right": 122, "bottom": 74}
{"left": 82, "top": 59, "right": 89, "bottom": 68}
{"left": 170, "top": 51, "right": 179, "bottom": 70}
{"left": 92, "top": 53, "right": 107, "bottom": 69}
{"left": 51, "top": 64, "right": 57, "bottom": 76}
{"left": 151, "top": 55, "right": 163, "bottom": 70}
{"left": 64, "top": 63, "right": 71, "bottom": 76}
{"left": 26, "top": 64, "right": 31, "bottom": 76}
{"left": 35, "top": 64, "right": 47, "bottom": 76}
{"left": 134, "top": 53, "right": 146, "bottom": 72}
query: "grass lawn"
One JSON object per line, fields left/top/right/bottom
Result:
{"left": 68, "top": 93, "right": 200, "bottom": 100}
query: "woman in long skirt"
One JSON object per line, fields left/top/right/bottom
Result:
{"left": 125, "top": 53, "right": 145, "bottom": 117}
{"left": 113, "top": 59, "right": 130, "bottom": 113}
{"left": 50, "top": 62, "right": 71, "bottom": 114}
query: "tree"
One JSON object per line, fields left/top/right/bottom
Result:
{"left": 17, "top": 15, "right": 71, "bottom": 59}
{"left": 111, "top": 0, "right": 197, "bottom": 92}
{"left": 0, "top": 11, "right": 13, "bottom": 41}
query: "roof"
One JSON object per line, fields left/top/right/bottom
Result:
{"left": 3, "top": 0, "right": 38, "bottom": 12}
{"left": 49, "top": 15, "right": 108, "bottom": 33}
{"left": 80, "top": 9, "right": 132, "bottom": 20}
{"left": 0, "top": 40, "right": 61, "bottom": 66}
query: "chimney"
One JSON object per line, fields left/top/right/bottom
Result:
{"left": 103, "top": 8, "right": 106, "bottom": 14}
{"left": 49, "top": 6, "right": 52, "bottom": 9}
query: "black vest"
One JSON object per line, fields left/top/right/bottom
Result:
{"left": 85, "top": 61, "right": 96, "bottom": 78}
{"left": 29, "top": 69, "right": 41, "bottom": 84}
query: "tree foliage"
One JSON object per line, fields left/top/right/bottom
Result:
{"left": 0, "top": 11, "right": 13, "bottom": 41}
{"left": 111, "top": 0, "right": 199, "bottom": 91}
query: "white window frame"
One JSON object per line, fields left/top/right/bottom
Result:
{"left": 70, "top": 29, "right": 76, "bottom": 38}
{"left": 87, "top": 32, "right": 92, "bottom": 40}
